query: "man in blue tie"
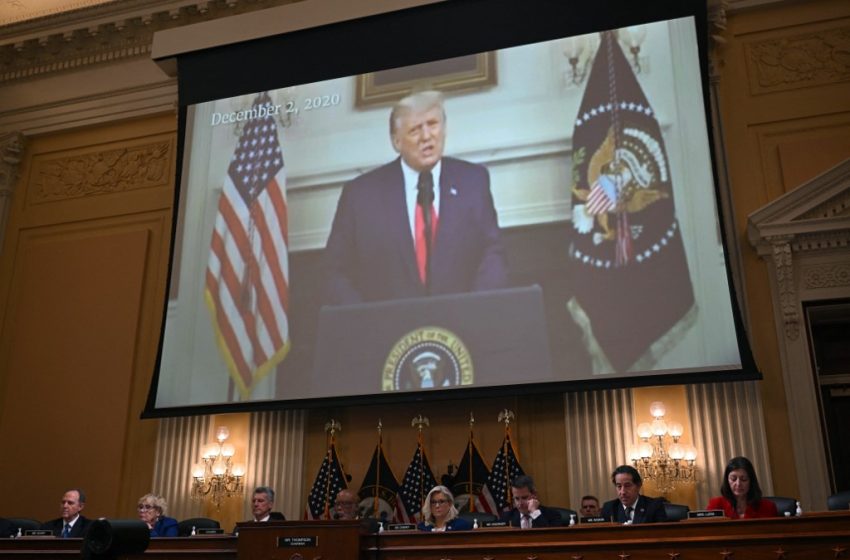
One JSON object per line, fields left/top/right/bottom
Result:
{"left": 40, "top": 489, "right": 92, "bottom": 538}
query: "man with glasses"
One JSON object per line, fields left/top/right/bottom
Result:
{"left": 501, "top": 475, "right": 562, "bottom": 528}
{"left": 601, "top": 465, "right": 667, "bottom": 524}
{"left": 333, "top": 489, "right": 359, "bottom": 520}
{"left": 40, "top": 489, "right": 92, "bottom": 537}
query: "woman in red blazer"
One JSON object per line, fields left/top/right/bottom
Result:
{"left": 706, "top": 456, "right": 779, "bottom": 519}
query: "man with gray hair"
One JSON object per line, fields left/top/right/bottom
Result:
{"left": 250, "top": 486, "right": 285, "bottom": 522}
{"left": 324, "top": 90, "right": 508, "bottom": 305}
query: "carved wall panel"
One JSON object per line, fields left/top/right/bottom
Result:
{"left": 745, "top": 24, "right": 850, "bottom": 95}
{"left": 29, "top": 139, "right": 171, "bottom": 203}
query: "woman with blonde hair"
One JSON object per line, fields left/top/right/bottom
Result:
{"left": 137, "top": 493, "right": 179, "bottom": 537}
{"left": 417, "top": 486, "right": 472, "bottom": 532}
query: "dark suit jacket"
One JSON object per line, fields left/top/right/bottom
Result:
{"left": 417, "top": 516, "right": 473, "bottom": 531}
{"left": 601, "top": 496, "right": 668, "bottom": 524}
{"left": 324, "top": 157, "right": 509, "bottom": 305}
{"left": 0, "top": 518, "right": 16, "bottom": 538}
{"left": 501, "top": 506, "right": 563, "bottom": 528}
{"left": 40, "top": 515, "right": 92, "bottom": 537}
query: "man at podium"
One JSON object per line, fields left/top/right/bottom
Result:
{"left": 324, "top": 90, "right": 509, "bottom": 306}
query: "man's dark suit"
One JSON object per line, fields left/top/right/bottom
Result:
{"left": 501, "top": 506, "right": 563, "bottom": 528}
{"left": 324, "top": 156, "right": 509, "bottom": 305}
{"left": 600, "top": 496, "right": 668, "bottom": 524}
{"left": 40, "top": 515, "right": 92, "bottom": 537}
{"left": 0, "top": 518, "right": 16, "bottom": 538}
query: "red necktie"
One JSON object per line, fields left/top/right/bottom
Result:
{"left": 415, "top": 172, "right": 438, "bottom": 285}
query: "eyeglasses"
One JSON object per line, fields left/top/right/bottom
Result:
{"left": 137, "top": 504, "right": 155, "bottom": 511}
{"left": 512, "top": 496, "right": 533, "bottom": 502}
{"left": 430, "top": 499, "right": 450, "bottom": 506}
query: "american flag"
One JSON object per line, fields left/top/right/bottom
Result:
{"left": 483, "top": 428, "right": 525, "bottom": 512}
{"left": 305, "top": 440, "right": 348, "bottom": 520}
{"left": 205, "top": 91, "right": 291, "bottom": 397}
{"left": 586, "top": 175, "right": 617, "bottom": 215}
{"left": 395, "top": 438, "right": 438, "bottom": 523}
{"left": 451, "top": 431, "right": 497, "bottom": 514}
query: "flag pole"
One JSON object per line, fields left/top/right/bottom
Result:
{"left": 374, "top": 419, "right": 382, "bottom": 517}
{"left": 322, "top": 420, "right": 341, "bottom": 519}
{"left": 468, "top": 412, "right": 476, "bottom": 513}
{"left": 411, "top": 414, "right": 430, "bottom": 521}
{"left": 498, "top": 409, "right": 515, "bottom": 508}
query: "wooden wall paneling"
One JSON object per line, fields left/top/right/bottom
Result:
{"left": 717, "top": 0, "right": 850, "bottom": 502}
{"left": 0, "top": 113, "right": 176, "bottom": 518}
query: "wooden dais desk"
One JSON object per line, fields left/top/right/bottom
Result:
{"left": 368, "top": 512, "right": 850, "bottom": 560}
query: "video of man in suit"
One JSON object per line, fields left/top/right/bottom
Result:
{"left": 151, "top": 16, "right": 745, "bottom": 411}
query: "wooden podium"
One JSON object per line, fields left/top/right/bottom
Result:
{"left": 235, "top": 520, "right": 368, "bottom": 560}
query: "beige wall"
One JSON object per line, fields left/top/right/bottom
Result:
{"left": 0, "top": 0, "right": 849, "bottom": 521}
{"left": 714, "top": 0, "right": 850, "bottom": 498}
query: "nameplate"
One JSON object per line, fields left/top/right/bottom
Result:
{"left": 482, "top": 521, "right": 509, "bottom": 528}
{"left": 195, "top": 528, "right": 224, "bottom": 535}
{"left": 388, "top": 523, "right": 416, "bottom": 531}
{"left": 689, "top": 510, "right": 725, "bottom": 519}
{"left": 24, "top": 530, "right": 54, "bottom": 537}
{"left": 277, "top": 536, "right": 317, "bottom": 547}
{"left": 580, "top": 516, "right": 608, "bottom": 524}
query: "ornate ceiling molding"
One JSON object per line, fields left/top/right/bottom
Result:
{"left": 0, "top": 0, "right": 302, "bottom": 85}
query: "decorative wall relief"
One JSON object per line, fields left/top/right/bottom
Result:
{"left": 746, "top": 26, "right": 850, "bottom": 94}
{"left": 31, "top": 140, "right": 171, "bottom": 202}
{"left": 803, "top": 263, "right": 850, "bottom": 290}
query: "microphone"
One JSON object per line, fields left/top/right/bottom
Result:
{"left": 332, "top": 512, "right": 341, "bottom": 520}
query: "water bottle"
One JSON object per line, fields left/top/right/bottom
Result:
{"left": 795, "top": 501, "right": 802, "bottom": 517}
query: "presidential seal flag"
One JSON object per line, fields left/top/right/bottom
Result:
{"left": 451, "top": 427, "right": 497, "bottom": 514}
{"left": 305, "top": 437, "right": 348, "bottom": 520}
{"left": 483, "top": 427, "right": 525, "bottom": 512}
{"left": 568, "top": 31, "right": 695, "bottom": 373}
{"left": 395, "top": 435, "right": 438, "bottom": 523}
{"left": 358, "top": 432, "right": 400, "bottom": 522}
{"left": 205, "top": 91, "right": 291, "bottom": 397}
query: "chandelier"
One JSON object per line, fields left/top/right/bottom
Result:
{"left": 627, "top": 401, "right": 697, "bottom": 494}
{"left": 191, "top": 426, "right": 245, "bottom": 510}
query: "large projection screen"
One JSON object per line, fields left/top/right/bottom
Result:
{"left": 145, "top": 0, "right": 758, "bottom": 416}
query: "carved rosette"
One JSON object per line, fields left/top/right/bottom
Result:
{"left": 769, "top": 235, "right": 799, "bottom": 340}
{"left": 803, "top": 263, "right": 850, "bottom": 290}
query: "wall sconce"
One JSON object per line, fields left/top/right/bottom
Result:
{"left": 561, "top": 27, "right": 649, "bottom": 89}
{"left": 617, "top": 25, "right": 648, "bottom": 74}
{"left": 191, "top": 426, "right": 245, "bottom": 510}
{"left": 627, "top": 401, "right": 697, "bottom": 494}
{"left": 561, "top": 33, "right": 598, "bottom": 87}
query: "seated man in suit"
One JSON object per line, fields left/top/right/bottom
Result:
{"left": 250, "top": 486, "right": 286, "bottom": 522}
{"left": 501, "top": 475, "right": 562, "bottom": 528}
{"left": 333, "top": 489, "right": 359, "bottom": 520}
{"left": 580, "top": 495, "right": 601, "bottom": 518}
{"left": 324, "top": 90, "right": 509, "bottom": 305}
{"left": 40, "top": 489, "right": 92, "bottom": 537}
{"left": 601, "top": 465, "right": 667, "bottom": 524}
